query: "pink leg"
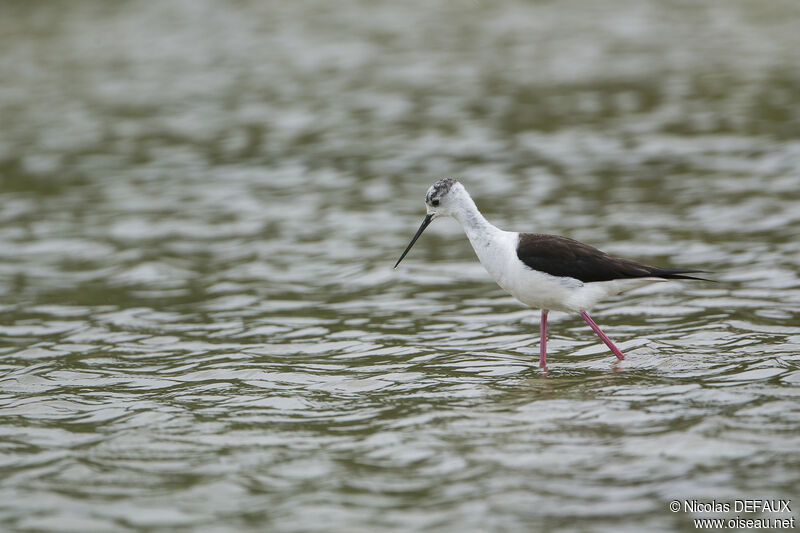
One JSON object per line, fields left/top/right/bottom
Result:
{"left": 579, "top": 311, "right": 625, "bottom": 361}
{"left": 539, "top": 309, "right": 548, "bottom": 368}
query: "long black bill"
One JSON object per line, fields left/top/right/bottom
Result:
{"left": 394, "top": 214, "right": 434, "bottom": 269}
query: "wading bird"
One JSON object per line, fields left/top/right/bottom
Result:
{"left": 394, "top": 178, "right": 708, "bottom": 368}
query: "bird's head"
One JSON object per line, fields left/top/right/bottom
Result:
{"left": 424, "top": 177, "right": 465, "bottom": 219}
{"left": 394, "top": 178, "right": 467, "bottom": 268}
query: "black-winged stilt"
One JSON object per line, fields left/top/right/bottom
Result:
{"left": 394, "top": 178, "right": 708, "bottom": 368}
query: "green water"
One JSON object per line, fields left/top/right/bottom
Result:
{"left": 1, "top": 1, "right": 799, "bottom": 531}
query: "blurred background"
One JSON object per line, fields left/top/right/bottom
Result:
{"left": 1, "top": 1, "right": 799, "bottom": 532}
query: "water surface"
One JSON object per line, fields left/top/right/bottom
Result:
{"left": 1, "top": 1, "right": 799, "bottom": 531}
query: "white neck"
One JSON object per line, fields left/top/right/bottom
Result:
{"left": 452, "top": 194, "right": 502, "bottom": 243}
{"left": 440, "top": 183, "right": 517, "bottom": 290}
{"left": 449, "top": 191, "right": 512, "bottom": 288}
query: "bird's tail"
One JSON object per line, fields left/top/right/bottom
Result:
{"left": 649, "top": 267, "right": 714, "bottom": 282}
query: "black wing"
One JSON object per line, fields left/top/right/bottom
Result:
{"left": 516, "top": 233, "right": 709, "bottom": 283}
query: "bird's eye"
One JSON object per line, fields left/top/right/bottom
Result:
{"left": 432, "top": 199, "right": 440, "bottom": 206}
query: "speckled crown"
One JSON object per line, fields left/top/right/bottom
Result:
{"left": 426, "top": 178, "right": 458, "bottom": 203}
